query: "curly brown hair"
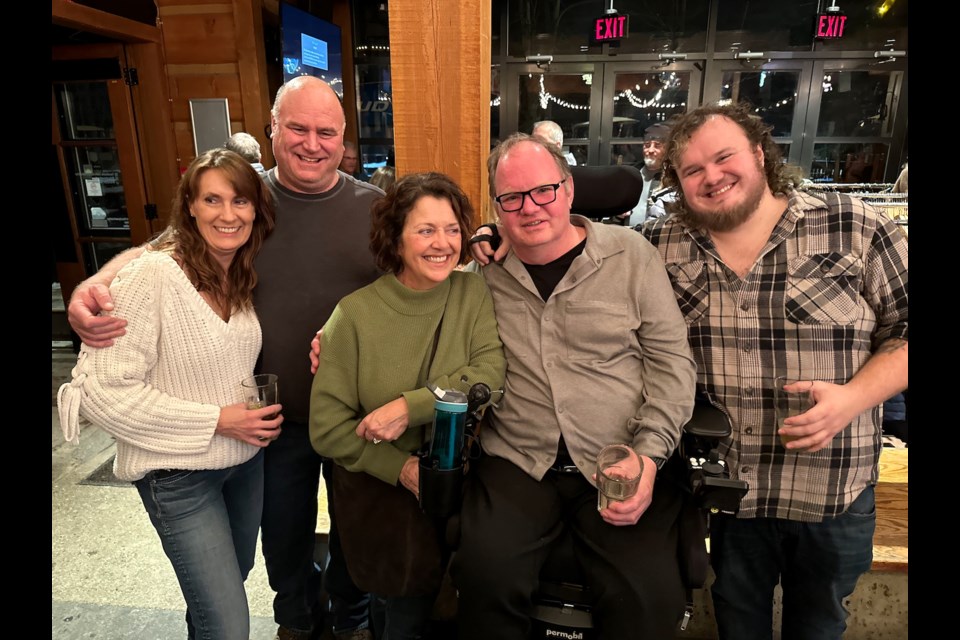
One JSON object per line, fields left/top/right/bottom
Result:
{"left": 369, "top": 172, "right": 475, "bottom": 274}
{"left": 153, "top": 149, "right": 276, "bottom": 312}
{"left": 661, "top": 103, "right": 802, "bottom": 219}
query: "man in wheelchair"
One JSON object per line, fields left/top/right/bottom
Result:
{"left": 452, "top": 132, "right": 699, "bottom": 639}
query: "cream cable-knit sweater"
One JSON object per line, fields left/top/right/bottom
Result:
{"left": 57, "top": 251, "right": 262, "bottom": 481}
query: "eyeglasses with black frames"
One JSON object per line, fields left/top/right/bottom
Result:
{"left": 494, "top": 179, "right": 567, "bottom": 213}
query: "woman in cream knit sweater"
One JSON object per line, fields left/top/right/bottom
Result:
{"left": 58, "top": 149, "right": 280, "bottom": 640}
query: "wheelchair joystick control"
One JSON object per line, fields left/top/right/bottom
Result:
{"left": 701, "top": 451, "right": 725, "bottom": 477}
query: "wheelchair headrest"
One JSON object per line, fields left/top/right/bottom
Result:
{"left": 570, "top": 164, "right": 645, "bottom": 220}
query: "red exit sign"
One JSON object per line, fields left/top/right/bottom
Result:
{"left": 814, "top": 12, "right": 847, "bottom": 39}
{"left": 592, "top": 13, "right": 629, "bottom": 43}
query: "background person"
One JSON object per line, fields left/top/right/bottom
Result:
{"left": 641, "top": 102, "right": 908, "bottom": 639}
{"left": 226, "top": 131, "right": 267, "bottom": 174}
{"left": 57, "top": 149, "right": 281, "bottom": 640}
{"left": 453, "top": 132, "right": 697, "bottom": 639}
{"left": 310, "top": 172, "right": 506, "bottom": 639}
{"left": 369, "top": 165, "right": 397, "bottom": 192}
{"left": 532, "top": 119, "right": 577, "bottom": 167}
{"left": 625, "top": 121, "right": 670, "bottom": 227}
{"left": 340, "top": 141, "right": 367, "bottom": 181}
{"left": 66, "top": 76, "right": 379, "bottom": 640}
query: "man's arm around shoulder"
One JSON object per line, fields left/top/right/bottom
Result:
{"left": 68, "top": 244, "right": 148, "bottom": 347}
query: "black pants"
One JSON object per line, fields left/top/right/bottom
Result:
{"left": 261, "top": 421, "right": 369, "bottom": 633}
{"left": 451, "top": 455, "right": 686, "bottom": 639}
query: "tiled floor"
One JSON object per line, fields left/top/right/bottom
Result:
{"left": 52, "top": 345, "right": 321, "bottom": 639}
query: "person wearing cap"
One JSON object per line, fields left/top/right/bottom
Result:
{"left": 626, "top": 121, "right": 671, "bottom": 227}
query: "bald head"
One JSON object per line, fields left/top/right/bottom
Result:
{"left": 271, "top": 76, "right": 341, "bottom": 120}
{"left": 270, "top": 77, "right": 347, "bottom": 194}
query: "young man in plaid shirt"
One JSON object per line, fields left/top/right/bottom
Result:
{"left": 641, "top": 102, "right": 908, "bottom": 640}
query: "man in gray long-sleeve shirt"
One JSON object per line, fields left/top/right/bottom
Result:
{"left": 452, "top": 132, "right": 697, "bottom": 639}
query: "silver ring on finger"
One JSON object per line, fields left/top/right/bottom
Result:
{"left": 372, "top": 438, "right": 382, "bottom": 444}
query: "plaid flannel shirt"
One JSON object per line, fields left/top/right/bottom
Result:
{"left": 643, "top": 190, "right": 908, "bottom": 522}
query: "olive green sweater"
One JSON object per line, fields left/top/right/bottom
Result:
{"left": 309, "top": 271, "right": 506, "bottom": 485}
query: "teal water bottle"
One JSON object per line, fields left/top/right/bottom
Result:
{"left": 428, "top": 389, "right": 468, "bottom": 470}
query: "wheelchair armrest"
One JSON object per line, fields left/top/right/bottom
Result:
{"left": 683, "top": 399, "right": 730, "bottom": 441}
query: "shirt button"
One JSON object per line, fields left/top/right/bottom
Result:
{"left": 557, "top": 407, "right": 564, "bottom": 413}
{"left": 546, "top": 361, "right": 553, "bottom": 368}
{"left": 744, "top": 386, "right": 754, "bottom": 396}
{"left": 740, "top": 302, "right": 749, "bottom": 311}
{"left": 745, "top": 427, "right": 753, "bottom": 434}
{"left": 821, "top": 264, "right": 831, "bottom": 273}
{"left": 544, "top": 316, "right": 551, "bottom": 322}
{"left": 743, "top": 343, "right": 752, "bottom": 353}
{"left": 741, "top": 466, "right": 751, "bottom": 474}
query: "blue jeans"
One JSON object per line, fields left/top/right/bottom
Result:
{"left": 261, "top": 421, "right": 369, "bottom": 633}
{"left": 134, "top": 451, "right": 264, "bottom": 640}
{"left": 710, "top": 485, "right": 876, "bottom": 640}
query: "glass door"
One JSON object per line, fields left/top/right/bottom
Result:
{"left": 506, "top": 63, "right": 603, "bottom": 165}
{"left": 52, "top": 45, "right": 151, "bottom": 294}
{"left": 706, "top": 59, "right": 814, "bottom": 165}
{"left": 802, "top": 60, "right": 907, "bottom": 184}
{"left": 705, "top": 58, "right": 907, "bottom": 183}
{"left": 503, "top": 61, "right": 701, "bottom": 167}
{"left": 598, "top": 61, "right": 702, "bottom": 170}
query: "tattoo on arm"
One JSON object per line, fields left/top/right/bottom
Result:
{"left": 876, "top": 338, "right": 907, "bottom": 355}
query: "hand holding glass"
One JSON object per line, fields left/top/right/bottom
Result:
{"left": 596, "top": 444, "right": 643, "bottom": 511}
{"left": 774, "top": 376, "right": 814, "bottom": 447}
{"left": 241, "top": 374, "right": 279, "bottom": 440}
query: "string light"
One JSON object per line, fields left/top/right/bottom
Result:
{"left": 355, "top": 45, "right": 390, "bottom": 53}
{"left": 537, "top": 75, "right": 589, "bottom": 111}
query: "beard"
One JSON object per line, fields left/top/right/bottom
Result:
{"left": 643, "top": 156, "right": 661, "bottom": 171}
{"left": 683, "top": 157, "right": 767, "bottom": 233}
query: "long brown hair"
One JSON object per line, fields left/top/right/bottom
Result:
{"left": 153, "top": 149, "right": 275, "bottom": 311}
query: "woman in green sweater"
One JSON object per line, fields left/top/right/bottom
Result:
{"left": 309, "top": 172, "right": 506, "bottom": 639}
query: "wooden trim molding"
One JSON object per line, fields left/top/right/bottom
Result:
{"left": 52, "top": 0, "right": 160, "bottom": 43}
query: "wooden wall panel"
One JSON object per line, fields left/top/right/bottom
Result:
{"left": 157, "top": 1, "right": 272, "bottom": 171}
{"left": 232, "top": 0, "right": 274, "bottom": 168}
{"left": 389, "top": 0, "right": 491, "bottom": 226}
{"left": 126, "top": 41, "right": 181, "bottom": 231}
{"left": 168, "top": 75, "right": 244, "bottom": 121}
{"left": 159, "top": 13, "right": 239, "bottom": 65}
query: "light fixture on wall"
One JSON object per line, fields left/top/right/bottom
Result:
{"left": 734, "top": 51, "right": 765, "bottom": 60}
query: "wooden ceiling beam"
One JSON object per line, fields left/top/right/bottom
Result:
{"left": 52, "top": 0, "right": 160, "bottom": 43}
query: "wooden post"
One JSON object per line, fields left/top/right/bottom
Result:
{"left": 388, "top": 0, "right": 491, "bottom": 227}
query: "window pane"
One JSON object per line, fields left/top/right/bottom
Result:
{"left": 716, "top": 0, "right": 909, "bottom": 52}
{"left": 55, "top": 82, "right": 115, "bottom": 141}
{"left": 716, "top": 0, "right": 820, "bottom": 51}
{"left": 810, "top": 142, "right": 890, "bottom": 184}
{"left": 507, "top": 0, "right": 709, "bottom": 57}
{"left": 355, "top": 64, "right": 393, "bottom": 140}
{"left": 721, "top": 70, "right": 800, "bottom": 137}
{"left": 62, "top": 145, "right": 129, "bottom": 235}
{"left": 517, "top": 72, "right": 591, "bottom": 141}
{"left": 817, "top": 70, "right": 900, "bottom": 137}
